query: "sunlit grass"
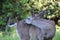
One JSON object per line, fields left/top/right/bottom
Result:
{"left": 0, "top": 25, "right": 60, "bottom": 40}
{"left": 0, "top": 32, "right": 19, "bottom": 40}
{"left": 0, "top": 36, "right": 18, "bottom": 40}
{"left": 53, "top": 25, "right": 60, "bottom": 40}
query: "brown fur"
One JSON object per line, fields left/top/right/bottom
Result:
{"left": 16, "top": 19, "right": 55, "bottom": 40}
{"left": 16, "top": 20, "right": 44, "bottom": 40}
{"left": 16, "top": 10, "right": 56, "bottom": 40}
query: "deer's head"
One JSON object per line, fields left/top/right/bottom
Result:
{"left": 24, "top": 9, "right": 35, "bottom": 24}
{"left": 24, "top": 10, "right": 45, "bottom": 24}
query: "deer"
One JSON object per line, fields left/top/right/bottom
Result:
{"left": 24, "top": 10, "right": 56, "bottom": 40}
{"left": 8, "top": 9, "right": 56, "bottom": 40}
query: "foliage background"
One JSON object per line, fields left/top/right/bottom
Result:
{"left": 0, "top": 0, "right": 60, "bottom": 40}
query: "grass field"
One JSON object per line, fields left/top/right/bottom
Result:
{"left": 0, "top": 25, "right": 60, "bottom": 40}
{"left": 53, "top": 25, "right": 60, "bottom": 40}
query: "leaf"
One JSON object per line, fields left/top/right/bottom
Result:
{"left": 7, "top": 12, "right": 12, "bottom": 17}
{"left": 20, "top": 0, "right": 28, "bottom": 4}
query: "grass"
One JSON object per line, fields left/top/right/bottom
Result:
{"left": 0, "top": 25, "right": 60, "bottom": 40}
{"left": 0, "top": 32, "right": 19, "bottom": 40}
{"left": 53, "top": 25, "right": 60, "bottom": 40}
{"left": 0, "top": 35, "right": 18, "bottom": 40}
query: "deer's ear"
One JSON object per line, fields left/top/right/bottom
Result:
{"left": 36, "top": 10, "right": 45, "bottom": 18}
{"left": 30, "top": 9, "right": 35, "bottom": 17}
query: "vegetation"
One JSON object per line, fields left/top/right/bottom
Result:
{"left": 0, "top": 0, "right": 60, "bottom": 40}
{"left": 1, "top": 0, "right": 60, "bottom": 31}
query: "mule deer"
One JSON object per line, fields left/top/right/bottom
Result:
{"left": 16, "top": 10, "right": 44, "bottom": 40}
{"left": 24, "top": 10, "right": 56, "bottom": 40}
{"left": 8, "top": 10, "right": 56, "bottom": 40}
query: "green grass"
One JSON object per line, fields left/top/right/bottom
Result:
{"left": 53, "top": 25, "right": 60, "bottom": 40}
{"left": 0, "top": 35, "right": 18, "bottom": 40}
{"left": 0, "top": 32, "right": 19, "bottom": 40}
{"left": 0, "top": 25, "right": 60, "bottom": 40}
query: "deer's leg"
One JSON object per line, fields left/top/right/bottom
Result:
{"left": 16, "top": 29, "right": 30, "bottom": 40}
{"left": 29, "top": 26, "right": 39, "bottom": 40}
{"left": 16, "top": 29, "right": 21, "bottom": 40}
{"left": 37, "top": 31, "right": 44, "bottom": 40}
{"left": 29, "top": 26, "right": 43, "bottom": 40}
{"left": 16, "top": 26, "right": 30, "bottom": 40}
{"left": 37, "top": 29, "right": 45, "bottom": 40}
{"left": 20, "top": 33, "right": 30, "bottom": 40}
